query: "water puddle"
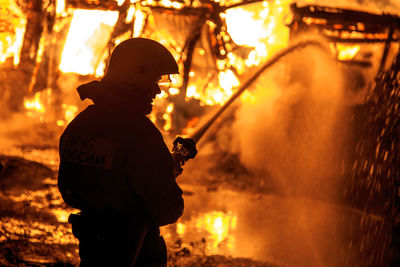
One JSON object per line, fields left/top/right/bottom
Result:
{"left": 163, "top": 184, "right": 356, "bottom": 266}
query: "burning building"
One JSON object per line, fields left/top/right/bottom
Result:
{"left": 1, "top": 0, "right": 400, "bottom": 266}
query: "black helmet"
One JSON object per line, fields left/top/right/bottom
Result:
{"left": 103, "top": 38, "right": 179, "bottom": 84}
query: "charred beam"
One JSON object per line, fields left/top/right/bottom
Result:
{"left": 224, "top": 0, "right": 264, "bottom": 10}
{"left": 66, "top": 0, "right": 120, "bottom": 11}
{"left": 338, "top": 60, "right": 372, "bottom": 68}
{"left": 19, "top": 0, "right": 44, "bottom": 69}
{"left": 149, "top": 6, "right": 209, "bottom": 15}
{"left": 291, "top": 3, "right": 400, "bottom": 34}
{"left": 12, "top": 0, "right": 45, "bottom": 112}
{"left": 180, "top": 14, "right": 206, "bottom": 100}
{"left": 326, "top": 37, "right": 399, "bottom": 43}
{"left": 378, "top": 26, "right": 394, "bottom": 73}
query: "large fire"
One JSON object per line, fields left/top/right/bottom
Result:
{"left": 12, "top": 0, "right": 294, "bottom": 132}
{"left": 0, "top": 1, "right": 395, "bottom": 134}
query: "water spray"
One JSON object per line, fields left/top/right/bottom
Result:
{"left": 172, "top": 39, "right": 327, "bottom": 162}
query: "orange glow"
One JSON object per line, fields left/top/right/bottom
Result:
{"left": 56, "top": 0, "right": 65, "bottom": 15}
{"left": 183, "top": 0, "right": 290, "bottom": 107}
{"left": 184, "top": 69, "right": 241, "bottom": 106}
{"left": 24, "top": 92, "right": 46, "bottom": 115}
{"left": 182, "top": 116, "right": 199, "bottom": 136}
{"left": 195, "top": 211, "right": 237, "bottom": 251}
{"left": 336, "top": 44, "right": 361, "bottom": 60}
{"left": 333, "top": 24, "right": 344, "bottom": 30}
{"left": 59, "top": 9, "right": 118, "bottom": 76}
{"left": 61, "top": 104, "right": 79, "bottom": 125}
{"left": 15, "top": 0, "right": 292, "bottom": 132}
{"left": 163, "top": 103, "right": 174, "bottom": 131}
{"left": 169, "top": 87, "right": 180, "bottom": 95}
{"left": 133, "top": 9, "right": 146, "bottom": 37}
{"left": 174, "top": 211, "right": 237, "bottom": 253}
{"left": 302, "top": 17, "right": 327, "bottom": 25}
{"left": 0, "top": 0, "right": 26, "bottom": 65}
{"left": 53, "top": 209, "right": 70, "bottom": 223}
{"left": 176, "top": 222, "right": 186, "bottom": 235}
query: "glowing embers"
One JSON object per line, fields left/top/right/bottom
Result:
{"left": 189, "top": 69, "right": 240, "bottom": 106}
{"left": 24, "top": 89, "right": 78, "bottom": 125}
{"left": 176, "top": 211, "right": 237, "bottom": 253}
{"left": 335, "top": 44, "right": 361, "bottom": 61}
{"left": 1, "top": 217, "right": 77, "bottom": 245}
{"left": 24, "top": 92, "right": 45, "bottom": 115}
{"left": 57, "top": 104, "right": 79, "bottom": 127}
{"left": 59, "top": 9, "right": 119, "bottom": 76}
{"left": 163, "top": 103, "right": 174, "bottom": 131}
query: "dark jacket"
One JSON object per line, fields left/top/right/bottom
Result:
{"left": 58, "top": 81, "right": 184, "bottom": 226}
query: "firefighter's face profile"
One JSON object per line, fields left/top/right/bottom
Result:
{"left": 144, "top": 82, "right": 161, "bottom": 115}
{"left": 122, "top": 74, "right": 172, "bottom": 115}
{"left": 137, "top": 75, "right": 162, "bottom": 115}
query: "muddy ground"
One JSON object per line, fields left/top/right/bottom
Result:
{"left": 0, "top": 144, "right": 283, "bottom": 267}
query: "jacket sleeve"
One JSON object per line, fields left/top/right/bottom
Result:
{"left": 126, "top": 130, "right": 184, "bottom": 226}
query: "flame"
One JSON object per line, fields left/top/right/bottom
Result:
{"left": 133, "top": 9, "right": 146, "bottom": 37}
{"left": 126, "top": 5, "right": 136, "bottom": 23}
{"left": 0, "top": 0, "right": 26, "bottom": 65}
{"left": 195, "top": 211, "right": 237, "bottom": 251}
{"left": 336, "top": 44, "right": 361, "bottom": 60}
{"left": 57, "top": 104, "right": 79, "bottom": 126}
{"left": 174, "top": 211, "right": 237, "bottom": 252}
{"left": 176, "top": 222, "right": 186, "bottom": 235}
{"left": 56, "top": 0, "right": 66, "bottom": 15}
{"left": 159, "top": 0, "right": 183, "bottom": 9}
{"left": 186, "top": 85, "right": 200, "bottom": 99}
{"left": 20, "top": 0, "right": 292, "bottom": 132}
{"left": 219, "top": 69, "right": 239, "bottom": 93}
{"left": 225, "top": 8, "right": 268, "bottom": 47}
{"left": 184, "top": 0, "right": 290, "bottom": 108}
{"left": 303, "top": 17, "right": 327, "bottom": 25}
{"left": 24, "top": 92, "right": 46, "bottom": 115}
{"left": 53, "top": 209, "right": 70, "bottom": 223}
{"left": 24, "top": 89, "right": 78, "bottom": 126}
{"left": 59, "top": 9, "right": 118, "bottom": 75}
{"left": 168, "top": 87, "right": 180, "bottom": 95}
{"left": 240, "top": 90, "right": 256, "bottom": 103}
{"left": 163, "top": 103, "right": 174, "bottom": 131}
{"left": 182, "top": 116, "right": 199, "bottom": 136}
{"left": 225, "top": 0, "right": 290, "bottom": 68}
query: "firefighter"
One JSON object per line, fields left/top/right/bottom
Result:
{"left": 58, "top": 38, "right": 196, "bottom": 266}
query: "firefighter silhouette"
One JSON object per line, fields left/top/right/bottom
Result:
{"left": 58, "top": 38, "right": 196, "bottom": 266}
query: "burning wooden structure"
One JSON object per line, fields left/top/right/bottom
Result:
{"left": 0, "top": 0, "right": 291, "bottom": 134}
{"left": 289, "top": 4, "right": 400, "bottom": 102}
{"left": 1, "top": 1, "right": 399, "bottom": 131}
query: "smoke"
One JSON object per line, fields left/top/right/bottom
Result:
{"left": 219, "top": 38, "right": 352, "bottom": 266}
{"left": 232, "top": 40, "right": 346, "bottom": 199}
{"left": 0, "top": 73, "right": 88, "bottom": 151}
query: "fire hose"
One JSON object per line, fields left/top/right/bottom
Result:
{"left": 172, "top": 39, "right": 327, "bottom": 164}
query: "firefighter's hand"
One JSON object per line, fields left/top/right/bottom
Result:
{"left": 171, "top": 137, "right": 197, "bottom": 177}
{"left": 172, "top": 137, "right": 197, "bottom": 161}
{"left": 172, "top": 151, "right": 184, "bottom": 177}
